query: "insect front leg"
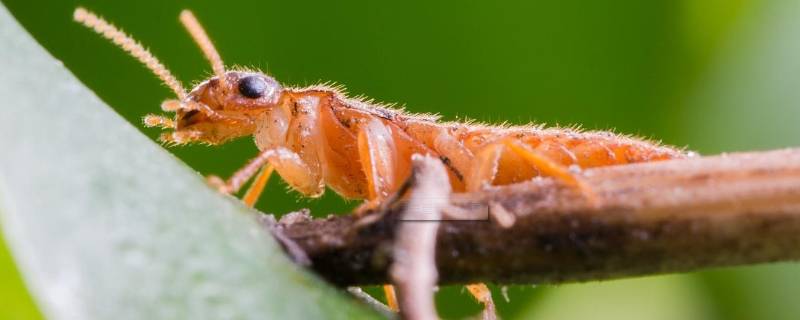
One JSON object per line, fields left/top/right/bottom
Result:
{"left": 283, "top": 95, "right": 326, "bottom": 197}
{"left": 228, "top": 92, "right": 329, "bottom": 204}
{"left": 242, "top": 165, "right": 274, "bottom": 207}
{"left": 207, "top": 149, "right": 274, "bottom": 195}
{"left": 207, "top": 147, "right": 323, "bottom": 201}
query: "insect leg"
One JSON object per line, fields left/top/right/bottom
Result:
{"left": 467, "top": 283, "right": 497, "bottom": 319}
{"left": 432, "top": 130, "right": 474, "bottom": 173}
{"left": 357, "top": 118, "right": 398, "bottom": 202}
{"left": 242, "top": 165, "right": 274, "bottom": 207}
{"left": 283, "top": 95, "right": 326, "bottom": 197}
{"left": 207, "top": 149, "right": 274, "bottom": 194}
{"left": 228, "top": 93, "right": 327, "bottom": 199}
{"left": 208, "top": 147, "right": 322, "bottom": 197}
{"left": 383, "top": 284, "right": 399, "bottom": 312}
{"left": 449, "top": 140, "right": 501, "bottom": 312}
{"left": 355, "top": 118, "right": 401, "bottom": 310}
{"left": 465, "top": 143, "right": 504, "bottom": 192}
{"left": 502, "top": 139, "right": 597, "bottom": 203}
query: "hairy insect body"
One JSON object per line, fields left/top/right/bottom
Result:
{"left": 74, "top": 7, "right": 688, "bottom": 206}
{"left": 75, "top": 7, "right": 691, "bottom": 314}
{"left": 252, "top": 87, "right": 687, "bottom": 202}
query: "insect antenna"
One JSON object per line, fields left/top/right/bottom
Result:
{"left": 179, "top": 10, "right": 227, "bottom": 89}
{"left": 73, "top": 8, "right": 188, "bottom": 100}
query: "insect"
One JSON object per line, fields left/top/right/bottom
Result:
{"left": 74, "top": 7, "right": 690, "bottom": 315}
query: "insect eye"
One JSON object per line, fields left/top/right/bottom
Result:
{"left": 238, "top": 75, "right": 268, "bottom": 98}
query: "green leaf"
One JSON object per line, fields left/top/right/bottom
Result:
{"left": 0, "top": 5, "right": 376, "bottom": 319}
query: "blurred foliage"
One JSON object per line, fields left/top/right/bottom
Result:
{"left": 519, "top": 275, "right": 714, "bottom": 320}
{"left": 0, "top": 234, "right": 42, "bottom": 320}
{"left": 1, "top": 0, "right": 800, "bottom": 318}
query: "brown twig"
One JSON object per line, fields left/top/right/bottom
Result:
{"left": 272, "top": 148, "right": 800, "bottom": 286}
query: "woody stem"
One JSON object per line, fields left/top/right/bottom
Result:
{"left": 266, "top": 148, "right": 800, "bottom": 286}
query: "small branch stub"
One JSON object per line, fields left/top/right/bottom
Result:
{"left": 391, "top": 155, "right": 450, "bottom": 320}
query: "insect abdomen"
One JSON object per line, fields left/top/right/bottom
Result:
{"left": 313, "top": 90, "right": 687, "bottom": 197}
{"left": 401, "top": 120, "right": 686, "bottom": 188}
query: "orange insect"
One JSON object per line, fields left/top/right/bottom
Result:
{"left": 74, "top": 7, "right": 689, "bottom": 315}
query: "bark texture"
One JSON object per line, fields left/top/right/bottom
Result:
{"left": 268, "top": 149, "right": 800, "bottom": 286}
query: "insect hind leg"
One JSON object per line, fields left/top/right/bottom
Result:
{"left": 467, "top": 283, "right": 497, "bottom": 319}
{"left": 502, "top": 139, "right": 598, "bottom": 204}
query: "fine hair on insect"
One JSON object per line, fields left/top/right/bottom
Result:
{"left": 74, "top": 6, "right": 693, "bottom": 316}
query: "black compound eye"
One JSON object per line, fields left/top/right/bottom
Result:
{"left": 238, "top": 75, "right": 268, "bottom": 98}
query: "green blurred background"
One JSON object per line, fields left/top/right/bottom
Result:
{"left": 2, "top": 0, "right": 800, "bottom": 318}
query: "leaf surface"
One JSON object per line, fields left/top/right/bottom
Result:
{"left": 0, "top": 5, "right": 375, "bottom": 320}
